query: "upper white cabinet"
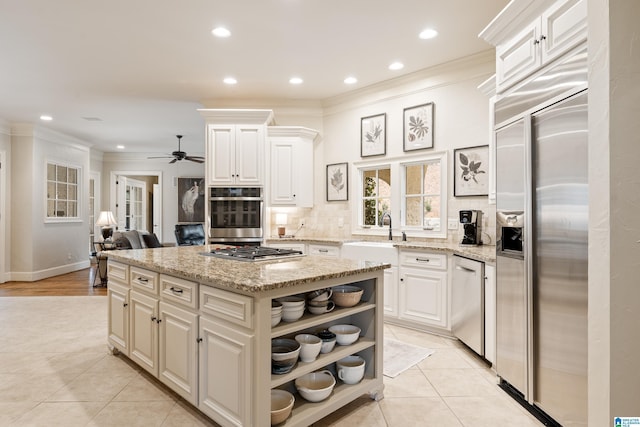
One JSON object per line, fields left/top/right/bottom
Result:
{"left": 268, "top": 126, "right": 318, "bottom": 207}
{"left": 206, "top": 124, "right": 265, "bottom": 186}
{"left": 199, "top": 109, "right": 274, "bottom": 187}
{"left": 482, "top": 0, "right": 587, "bottom": 93}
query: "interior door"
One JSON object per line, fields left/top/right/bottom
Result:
{"left": 153, "top": 183, "right": 162, "bottom": 242}
{"left": 116, "top": 176, "right": 147, "bottom": 231}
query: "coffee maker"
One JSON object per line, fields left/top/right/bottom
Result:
{"left": 459, "top": 210, "right": 483, "bottom": 245}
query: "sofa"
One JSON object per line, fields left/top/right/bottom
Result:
{"left": 112, "top": 229, "right": 163, "bottom": 249}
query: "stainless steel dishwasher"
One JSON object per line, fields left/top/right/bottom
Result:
{"left": 451, "top": 255, "right": 485, "bottom": 356}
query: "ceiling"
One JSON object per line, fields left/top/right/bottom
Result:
{"left": 0, "top": 0, "right": 507, "bottom": 155}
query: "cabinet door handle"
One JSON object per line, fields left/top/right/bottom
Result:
{"left": 137, "top": 277, "right": 148, "bottom": 283}
{"left": 540, "top": 35, "right": 546, "bottom": 41}
{"left": 156, "top": 318, "right": 162, "bottom": 324}
{"left": 123, "top": 303, "right": 128, "bottom": 308}
{"left": 533, "top": 38, "right": 540, "bottom": 45}
{"left": 319, "top": 249, "right": 329, "bottom": 253}
{"left": 415, "top": 257, "right": 430, "bottom": 263}
{"left": 170, "top": 287, "right": 184, "bottom": 294}
{"left": 197, "top": 337, "right": 203, "bottom": 343}
{"left": 151, "top": 316, "right": 157, "bottom": 322}
{"left": 455, "top": 265, "right": 476, "bottom": 273}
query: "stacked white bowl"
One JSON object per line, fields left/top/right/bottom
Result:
{"left": 277, "top": 296, "right": 306, "bottom": 322}
{"left": 271, "top": 300, "right": 283, "bottom": 327}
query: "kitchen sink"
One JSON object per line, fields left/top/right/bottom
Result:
{"left": 341, "top": 241, "right": 398, "bottom": 265}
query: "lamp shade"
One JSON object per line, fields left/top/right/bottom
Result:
{"left": 95, "top": 211, "right": 117, "bottom": 227}
{"left": 275, "top": 213, "right": 288, "bottom": 225}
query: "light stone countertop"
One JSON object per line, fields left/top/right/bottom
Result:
{"left": 265, "top": 238, "right": 496, "bottom": 263}
{"left": 106, "top": 245, "right": 389, "bottom": 294}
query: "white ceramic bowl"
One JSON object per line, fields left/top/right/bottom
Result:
{"left": 271, "top": 389, "right": 295, "bottom": 425}
{"left": 281, "top": 307, "right": 305, "bottom": 322}
{"left": 331, "top": 285, "right": 364, "bottom": 307}
{"left": 295, "top": 370, "right": 336, "bottom": 402}
{"left": 328, "top": 324, "right": 361, "bottom": 345}
{"left": 295, "top": 334, "right": 322, "bottom": 362}
{"left": 277, "top": 296, "right": 306, "bottom": 307}
{"left": 271, "top": 312, "right": 282, "bottom": 327}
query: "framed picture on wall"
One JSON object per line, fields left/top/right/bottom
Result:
{"left": 177, "top": 177, "right": 205, "bottom": 222}
{"left": 360, "top": 113, "right": 386, "bottom": 157}
{"left": 326, "top": 163, "right": 348, "bottom": 201}
{"left": 403, "top": 102, "right": 434, "bottom": 151}
{"left": 453, "top": 145, "right": 489, "bottom": 197}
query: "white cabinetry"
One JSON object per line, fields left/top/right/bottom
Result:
{"left": 307, "top": 243, "right": 340, "bottom": 258}
{"left": 207, "top": 124, "right": 265, "bottom": 186}
{"left": 488, "top": 0, "right": 587, "bottom": 93}
{"left": 129, "top": 290, "right": 159, "bottom": 375}
{"left": 199, "top": 286, "right": 254, "bottom": 427}
{"left": 268, "top": 126, "right": 318, "bottom": 207}
{"left": 383, "top": 267, "right": 399, "bottom": 317}
{"left": 107, "top": 261, "right": 130, "bottom": 355}
{"left": 399, "top": 251, "right": 448, "bottom": 329}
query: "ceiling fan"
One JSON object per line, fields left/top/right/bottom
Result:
{"left": 148, "top": 135, "right": 205, "bottom": 164}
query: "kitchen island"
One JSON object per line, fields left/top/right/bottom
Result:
{"left": 106, "top": 245, "right": 388, "bottom": 427}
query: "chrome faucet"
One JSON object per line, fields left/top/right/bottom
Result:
{"left": 380, "top": 211, "right": 392, "bottom": 240}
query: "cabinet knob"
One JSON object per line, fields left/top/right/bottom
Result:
{"left": 151, "top": 316, "right": 157, "bottom": 322}
{"left": 533, "top": 38, "right": 540, "bottom": 45}
{"left": 540, "top": 35, "right": 546, "bottom": 41}
{"left": 123, "top": 303, "right": 128, "bottom": 307}
{"left": 400, "top": 278, "right": 404, "bottom": 282}
{"left": 197, "top": 338, "right": 203, "bottom": 343}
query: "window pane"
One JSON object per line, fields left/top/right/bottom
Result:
{"left": 56, "top": 201, "right": 66, "bottom": 216}
{"left": 47, "top": 200, "right": 56, "bottom": 217}
{"left": 47, "top": 182, "right": 56, "bottom": 199}
{"left": 363, "top": 200, "right": 376, "bottom": 226}
{"left": 57, "top": 183, "right": 67, "bottom": 200}
{"left": 68, "top": 184, "right": 77, "bottom": 200}
{"left": 424, "top": 196, "right": 441, "bottom": 231}
{"left": 405, "top": 196, "right": 421, "bottom": 226}
{"left": 424, "top": 162, "right": 441, "bottom": 195}
{"left": 405, "top": 165, "right": 422, "bottom": 195}
{"left": 47, "top": 164, "right": 56, "bottom": 180}
{"left": 363, "top": 171, "right": 377, "bottom": 197}
{"left": 68, "top": 202, "right": 77, "bottom": 217}
{"left": 378, "top": 168, "right": 391, "bottom": 196}
{"left": 56, "top": 166, "right": 67, "bottom": 182}
{"left": 68, "top": 168, "right": 77, "bottom": 184}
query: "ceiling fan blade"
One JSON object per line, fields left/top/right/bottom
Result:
{"left": 169, "top": 158, "right": 178, "bottom": 164}
{"left": 185, "top": 157, "right": 205, "bottom": 163}
{"left": 147, "top": 155, "right": 172, "bottom": 159}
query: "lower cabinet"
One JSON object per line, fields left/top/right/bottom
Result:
{"left": 199, "top": 315, "right": 253, "bottom": 427}
{"left": 159, "top": 302, "right": 199, "bottom": 405}
{"left": 398, "top": 251, "right": 449, "bottom": 330}
{"left": 108, "top": 281, "right": 130, "bottom": 355}
{"left": 129, "top": 290, "right": 159, "bottom": 375}
{"left": 383, "top": 266, "right": 399, "bottom": 317}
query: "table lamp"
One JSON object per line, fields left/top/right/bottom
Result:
{"left": 96, "top": 211, "right": 117, "bottom": 240}
{"left": 275, "top": 213, "right": 288, "bottom": 238}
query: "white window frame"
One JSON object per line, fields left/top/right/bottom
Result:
{"left": 44, "top": 159, "right": 83, "bottom": 223}
{"left": 352, "top": 151, "right": 447, "bottom": 239}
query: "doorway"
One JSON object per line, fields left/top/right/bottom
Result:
{"left": 110, "top": 171, "right": 163, "bottom": 242}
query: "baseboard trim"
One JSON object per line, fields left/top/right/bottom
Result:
{"left": 9, "top": 260, "right": 91, "bottom": 282}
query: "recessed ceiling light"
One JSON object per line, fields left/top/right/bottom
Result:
{"left": 212, "top": 27, "right": 231, "bottom": 38}
{"left": 419, "top": 28, "right": 438, "bottom": 39}
{"left": 223, "top": 77, "right": 237, "bottom": 85}
{"left": 40, "top": 115, "right": 53, "bottom": 121}
{"left": 289, "top": 77, "right": 303, "bottom": 85}
{"left": 389, "top": 62, "right": 404, "bottom": 70}
{"left": 344, "top": 76, "right": 358, "bottom": 85}
{"left": 116, "top": 145, "right": 125, "bottom": 150}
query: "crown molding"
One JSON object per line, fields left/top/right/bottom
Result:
{"left": 267, "top": 126, "right": 319, "bottom": 141}
{"left": 478, "top": 0, "right": 556, "bottom": 46}
{"left": 477, "top": 74, "right": 496, "bottom": 97}
{"left": 10, "top": 123, "right": 91, "bottom": 151}
{"left": 197, "top": 108, "right": 274, "bottom": 125}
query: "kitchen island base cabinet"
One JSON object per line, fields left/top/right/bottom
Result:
{"left": 199, "top": 315, "right": 253, "bottom": 427}
{"left": 107, "top": 282, "right": 130, "bottom": 356}
{"left": 129, "top": 290, "right": 159, "bottom": 376}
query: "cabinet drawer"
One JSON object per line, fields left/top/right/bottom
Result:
{"left": 308, "top": 244, "right": 340, "bottom": 257}
{"left": 130, "top": 266, "right": 160, "bottom": 295}
{"left": 399, "top": 251, "right": 447, "bottom": 270}
{"left": 160, "top": 274, "right": 198, "bottom": 310}
{"left": 107, "top": 261, "right": 129, "bottom": 286}
{"left": 200, "top": 286, "right": 253, "bottom": 329}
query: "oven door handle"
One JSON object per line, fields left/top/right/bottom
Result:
{"left": 209, "top": 196, "right": 263, "bottom": 201}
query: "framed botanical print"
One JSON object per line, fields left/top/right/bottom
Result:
{"left": 403, "top": 102, "right": 434, "bottom": 151}
{"left": 326, "top": 162, "right": 348, "bottom": 201}
{"left": 453, "top": 145, "right": 489, "bottom": 197}
{"left": 361, "top": 113, "right": 386, "bottom": 157}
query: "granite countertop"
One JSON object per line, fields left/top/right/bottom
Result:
{"left": 107, "top": 245, "right": 389, "bottom": 293}
{"left": 264, "top": 237, "right": 496, "bottom": 263}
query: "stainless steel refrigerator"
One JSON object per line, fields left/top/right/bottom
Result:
{"left": 495, "top": 47, "right": 588, "bottom": 426}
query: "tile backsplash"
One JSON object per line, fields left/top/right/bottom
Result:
{"left": 268, "top": 200, "right": 496, "bottom": 245}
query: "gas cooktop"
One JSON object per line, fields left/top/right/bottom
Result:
{"left": 202, "top": 246, "right": 305, "bottom": 262}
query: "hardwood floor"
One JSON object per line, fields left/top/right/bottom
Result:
{"left": 0, "top": 266, "right": 107, "bottom": 296}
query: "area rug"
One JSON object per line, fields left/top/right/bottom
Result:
{"left": 383, "top": 338, "right": 435, "bottom": 378}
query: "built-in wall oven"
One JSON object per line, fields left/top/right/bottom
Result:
{"left": 208, "top": 187, "right": 263, "bottom": 246}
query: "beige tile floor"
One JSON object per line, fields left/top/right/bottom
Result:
{"left": 0, "top": 296, "right": 543, "bottom": 426}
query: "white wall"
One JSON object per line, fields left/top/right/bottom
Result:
{"left": 10, "top": 124, "right": 92, "bottom": 280}
{"left": 315, "top": 51, "right": 496, "bottom": 241}
{"left": 0, "top": 119, "right": 10, "bottom": 282}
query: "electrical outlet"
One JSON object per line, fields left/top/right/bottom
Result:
{"left": 448, "top": 219, "right": 458, "bottom": 230}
